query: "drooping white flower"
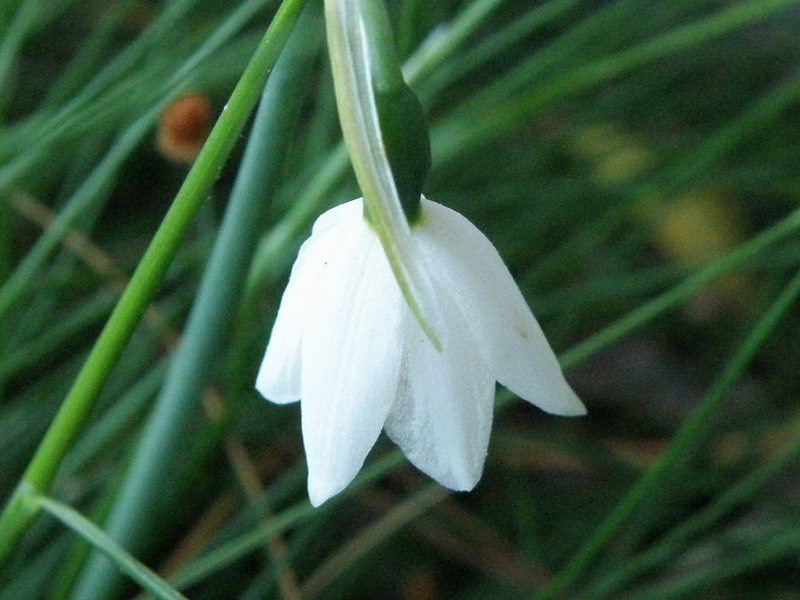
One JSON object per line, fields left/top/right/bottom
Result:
{"left": 257, "top": 197, "right": 585, "bottom": 507}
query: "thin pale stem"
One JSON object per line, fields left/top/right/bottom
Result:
{"left": 325, "top": 0, "right": 444, "bottom": 349}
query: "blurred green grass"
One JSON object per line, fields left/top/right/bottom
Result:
{"left": 2, "top": 0, "right": 800, "bottom": 599}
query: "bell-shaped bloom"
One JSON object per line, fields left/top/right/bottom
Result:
{"left": 257, "top": 197, "right": 585, "bottom": 506}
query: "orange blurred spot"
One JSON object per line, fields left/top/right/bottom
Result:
{"left": 156, "top": 92, "right": 212, "bottom": 163}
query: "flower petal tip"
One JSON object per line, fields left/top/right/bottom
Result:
{"left": 307, "top": 474, "right": 347, "bottom": 508}
{"left": 562, "top": 401, "right": 588, "bottom": 417}
{"left": 448, "top": 473, "right": 482, "bottom": 493}
{"left": 255, "top": 364, "right": 301, "bottom": 405}
{"left": 550, "top": 389, "right": 588, "bottom": 417}
{"left": 308, "top": 489, "right": 328, "bottom": 508}
{"left": 257, "top": 388, "right": 301, "bottom": 405}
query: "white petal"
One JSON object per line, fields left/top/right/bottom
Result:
{"left": 256, "top": 206, "right": 353, "bottom": 403}
{"left": 301, "top": 217, "right": 406, "bottom": 506}
{"left": 310, "top": 197, "right": 362, "bottom": 235}
{"left": 415, "top": 198, "right": 585, "bottom": 416}
{"left": 385, "top": 287, "right": 495, "bottom": 491}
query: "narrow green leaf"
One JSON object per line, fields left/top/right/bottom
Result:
{"left": 34, "top": 496, "right": 189, "bottom": 600}
{"left": 538, "top": 264, "right": 800, "bottom": 599}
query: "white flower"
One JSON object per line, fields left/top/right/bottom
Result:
{"left": 257, "top": 197, "right": 585, "bottom": 507}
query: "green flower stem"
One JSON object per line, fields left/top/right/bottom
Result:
{"left": 358, "top": 0, "right": 405, "bottom": 91}
{"left": 69, "top": 6, "right": 317, "bottom": 599}
{"left": 326, "top": 0, "right": 443, "bottom": 349}
{"left": 245, "top": 0, "right": 526, "bottom": 296}
{"left": 395, "top": 0, "right": 422, "bottom": 59}
{"left": 32, "top": 495, "right": 189, "bottom": 600}
{"left": 0, "top": 0, "right": 308, "bottom": 568}
{"left": 359, "top": 0, "right": 431, "bottom": 219}
{"left": 536, "top": 265, "right": 800, "bottom": 600}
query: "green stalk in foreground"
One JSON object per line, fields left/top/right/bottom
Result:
{"left": 0, "top": 0, "right": 308, "bottom": 567}
{"left": 70, "top": 5, "right": 320, "bottom": 599}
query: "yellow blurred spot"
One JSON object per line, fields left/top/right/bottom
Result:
{"left": 569, "top": 123, "right": 653, "bottom": 184}
{"left": 649, "top": 190, "right": 754, "bottom": 318}
{"left": 652, "top": 190, "right": 742, "bottom": 263}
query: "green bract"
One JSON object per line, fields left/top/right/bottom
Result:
{"left": 359, "top": 0, "right": 431, "bottom": 222}
{"left": 375, "top": 84, "right": 431, "bottom": 224}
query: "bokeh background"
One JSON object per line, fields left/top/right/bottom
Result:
{"left": 2, "top": 0, "right": 800, "bottom": 598}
